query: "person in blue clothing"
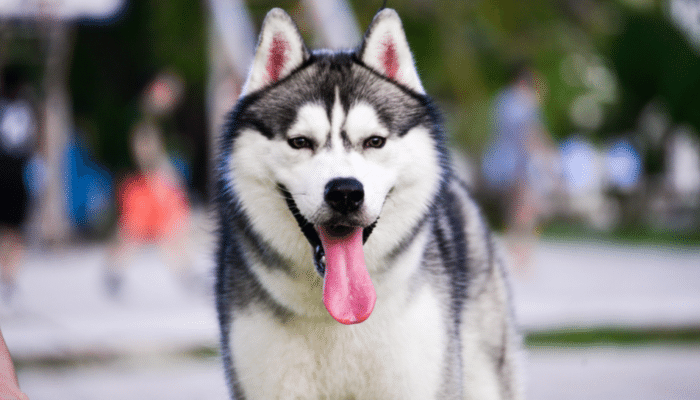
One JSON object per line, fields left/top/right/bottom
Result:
{"left": 482, "top": 65, "right": 558, "bottom": 273}
{"left": 63, "top": 131, "right": 113, "bottom": 235}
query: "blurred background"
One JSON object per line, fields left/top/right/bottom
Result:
{"left": 0, "top": 0, "right": 699, "bottom": 398}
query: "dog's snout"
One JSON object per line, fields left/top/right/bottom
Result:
{"left": 324, "top": 178, "right": 364, "bottom": 214}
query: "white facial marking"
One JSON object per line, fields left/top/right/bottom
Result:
{"left": 344, "top": 102, "right": 388, "bottom": 145}
{"left": 287, "top": 103, "right": 330, "bottom": 146}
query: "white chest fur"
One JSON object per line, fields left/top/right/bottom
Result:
{"left": 230, "top": 282, "right": 448, "bottom": 400}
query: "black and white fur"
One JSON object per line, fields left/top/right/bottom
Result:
{"left": 215, "top": 8, "right": 522, "bottom": 399}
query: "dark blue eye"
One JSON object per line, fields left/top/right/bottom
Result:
{"left": 288, "top": 137, "right": 313, "bottom": 149}
{"left": 363, "top": 136, "right": 386, "bottom": 149}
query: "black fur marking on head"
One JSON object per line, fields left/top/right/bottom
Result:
{"left": 222, "top": 50, "right": 433, "bottom": 148}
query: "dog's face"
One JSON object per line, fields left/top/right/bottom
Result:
{"left": 223, "top": 9, "right": 446, "bottom": 324}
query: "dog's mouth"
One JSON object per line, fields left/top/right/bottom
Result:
{"left": 310, "top": 224, "right": 376, "bottom": 276}
{"left": 279, "top": 185, "right": 377, "bottom": 325}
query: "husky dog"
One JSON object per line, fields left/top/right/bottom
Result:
{"left": 215, "top": 7, "right": 522, "bottom": 400}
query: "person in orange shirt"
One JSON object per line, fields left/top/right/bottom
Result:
{"left": 105, "top": 120, "right": 192, "bottom": 296}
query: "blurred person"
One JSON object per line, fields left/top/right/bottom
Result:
{"left": 481, "top": 65, "right": 559, "bottom": 274}
{"left": 0, "top": 329, "right": 28, "bottom": 400}
{"left": 105, "top": 119, "right": 193, "bottom": 297}
{"left": 63, "top": 130, "right": 113, "bottom": 236}
{"left": 0, "top": 68, "right": 37, "bottom": 304}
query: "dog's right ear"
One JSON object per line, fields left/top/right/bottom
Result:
{"left": 242, "top": 8, "right": 310, "bottom": 96}
{"left": 358, "top": 9, "right": 425, "bottom": 94}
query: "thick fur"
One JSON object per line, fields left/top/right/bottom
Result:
{"left": 215, "top": 8, "right": 522, "bottom": 399}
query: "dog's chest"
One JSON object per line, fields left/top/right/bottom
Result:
{"left": 230, "top": 285, "right": 448, "bottom": 399}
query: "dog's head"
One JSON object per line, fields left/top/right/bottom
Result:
{"left": 221, "top": 8, "right": 448, "bottom": 324}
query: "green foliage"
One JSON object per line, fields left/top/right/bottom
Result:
{"left": 69, "top": 0, "right": 700, "bottom": 181}
{"left": 609, "top": 11, "right": 700, "bottom": 134}
{"left": 541, "top": 219, "right": 700, "bottom": 247}
{"left": 70, "top": 0, "right": 206, "bottom": 173}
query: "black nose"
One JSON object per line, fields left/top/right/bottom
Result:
{"left": 324, "top": 178, "right": 364, "bottom": 214}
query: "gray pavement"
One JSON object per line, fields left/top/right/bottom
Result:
{"left": 0, "top": 236, "right": 698, "bottom": 399}
{"left": 511, "top": 240, "right": 700, "bottom": 330}
{"left": 1, "top": 244, "right": 219, "bottom": 361}
{"left": 526, "top": 347, "right": 700, "bottom": 400}
{"left": 17, "top": 356, "right": 228, "bottom": 400}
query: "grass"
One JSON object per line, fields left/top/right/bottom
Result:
{"left": 525, "top": 327, "right": 700, "bottom": 348}
{"left": 539, "top": 221, "right": 700, "bottom": 247}
{"left": 14, "top": 346, "right": 221, "bottom": 372}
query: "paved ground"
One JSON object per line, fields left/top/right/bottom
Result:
{"left": 512, "top": 239, "right": 700, "bottom": 329}
{"left": 1, "top": 234, "right": 699, "bottom": 399}
{"left": 17, "top": 356, "right": 228, "bottom": 400}
{"left": 17, "top": 347, "right": 700, "bottom": 400}
{"left": 1, "top": 245, "right": 218, "bottom": 360}
{"left": 526, "top": 347, "right": 700, "bottom": 400}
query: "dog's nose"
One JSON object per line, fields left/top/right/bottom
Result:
{"left": 324, "top": 178, "right": 364, "bottom": 214}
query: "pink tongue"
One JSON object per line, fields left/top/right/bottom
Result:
{"left": 318, "top": 226, "right": 376, "bottom": 324}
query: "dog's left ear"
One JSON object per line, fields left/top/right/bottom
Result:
{"left": 242, "top": 8, "right": 310, "bottom": 95}
{"left": 359, "top": 9, "right": 425, "bottom": 94}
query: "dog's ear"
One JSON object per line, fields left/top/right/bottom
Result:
{"left": 242, "top": 8, "right": 310, "bottom": 95}
{"left": 358, "top": 9, "right": 424, "bottom": 94}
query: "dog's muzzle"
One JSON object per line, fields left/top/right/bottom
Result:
{"left": 278, "top": 182, "right": 378, "bottom": 324}
{"left": 277, "top": 183, "right": 376, "bottom": 276}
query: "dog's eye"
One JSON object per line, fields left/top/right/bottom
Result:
{"left": 288, "top": 137, "right": 313, "bottom": 150}
{"left": 363, "top": 136, "right": 386, "bottom": 149}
